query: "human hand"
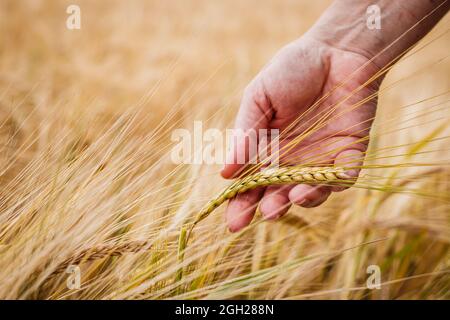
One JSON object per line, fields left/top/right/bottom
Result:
{"left": 221, "top": 36, "right": 381, "bottom": 232}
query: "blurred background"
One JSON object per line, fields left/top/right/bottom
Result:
{"left": 0, "top": 0, "right": 448, "bottom": 299}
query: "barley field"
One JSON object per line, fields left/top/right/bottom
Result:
{"left": 0, "top": 0, "right": 449, "bottom": 299}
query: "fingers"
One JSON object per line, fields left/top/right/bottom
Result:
{"left": 221, "top": 81, "right": 273, "bottom": 179}
{"left": 224, "top": 148, "right": 364, "bottom": 232}
{"left": 226, "top": 180, "right": 335, "bottom": 233}
{"left": 287, "top": 148, "right": 364, "bottom": 207}
{"left": 222, "top": 80, "right": 273, "bottom": 232}
{"left": 225, "top": 187, "right": 265, "bottom": 232}
{"left": 288, "top": 185, "right": 331, "bottom": 208}
{"left": 220, "top": 137, "right": 252, "bottom": 179}
{"left": 259, "top": 185, "right": 293, "bottom": 220}
{"left": 331, "top": 148, "right": 364, "bottom": 192}
{"left": 227, "top": 184, "right": 330, "bottom": 232}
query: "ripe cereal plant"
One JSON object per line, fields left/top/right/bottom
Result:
{"left": 0, "top": 0, "right": 449, "bottom": 300}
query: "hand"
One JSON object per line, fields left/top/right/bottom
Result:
{"left": 221, "top": 36, "right": 381, "bottom": 232}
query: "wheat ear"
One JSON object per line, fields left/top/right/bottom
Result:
{"left": 50, "top": 166, "right": 351, "bottom": 276}
{"left": 186, "top": 166, "right": 352, "bottom": 239}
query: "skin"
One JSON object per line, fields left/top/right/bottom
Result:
{"left": 220, "top": 0, "right": 449, "bottom": 232}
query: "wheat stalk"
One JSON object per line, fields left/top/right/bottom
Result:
{"left": 50, "top": 166, "right": 352, "bottom": 277}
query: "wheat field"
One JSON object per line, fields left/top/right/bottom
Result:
{"left": 0, "top": 0, "right": 449, "bottom": 299}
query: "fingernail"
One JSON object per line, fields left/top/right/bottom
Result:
{"left": 298, "top": 199, "right": 309, "bottom": 207}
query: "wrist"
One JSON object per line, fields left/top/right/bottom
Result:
{"left": 306, "top": 0, "right": 449, "bottom": 70}
{"left": 306, "top": 0, "right": 394, "bottom": 70}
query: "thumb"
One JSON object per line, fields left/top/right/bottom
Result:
{"left": 221, "top": 82, "right": 273, "bottom": 179}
